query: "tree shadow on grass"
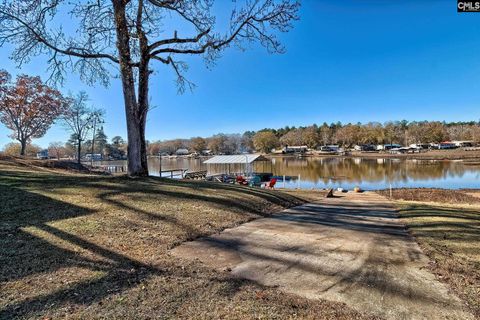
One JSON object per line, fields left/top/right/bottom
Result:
{"left": 173, "top": 201, "right": 454, "bottom": 310}
{"left": 400, "top": 204, "right": 480, "bottom": 222}
{"left": 0, "top": 172, "right": 308, "bottom": 319}
{"left": 398, "top": 205, "right": 480, "bottom": 247}
{"left": 142, "top": 176, "right": 307, "bottom": 208}
{"left": 0, "top": 168, "right": 306, "bottom": 213}
{"left": 0, "top": 183, "right": 164, "bottom": 319}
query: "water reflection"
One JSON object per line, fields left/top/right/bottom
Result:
{"left": 270, "top": 158, "right": 479, "bottom": 190}
{"left": 98, "top": 157, "right": 480, "bottom": 190}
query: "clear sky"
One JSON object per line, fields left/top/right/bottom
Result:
{"left": 1, "top": 0, "right": 479, "bottom": 148}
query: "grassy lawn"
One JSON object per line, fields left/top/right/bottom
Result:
{"left": 0, "top": 158, "right": 370, "bottom": 319}
{"left": 396, "top": 202, "right": 480, "bottom": 318}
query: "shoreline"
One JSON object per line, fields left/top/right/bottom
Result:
{"left": 267, "top": 149, "right": 480, "bottom": 161}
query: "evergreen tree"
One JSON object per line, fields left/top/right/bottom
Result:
{"left": 95, "top": 127, "right": 108, "bottom": 156}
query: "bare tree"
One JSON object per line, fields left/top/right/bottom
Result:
{"left": 48, "top": 141, "right": 66, "bottom": 160}
{"left": 279, "top": 128, "right": 303, "bottom": 146}
{"left": 208, "top": 134, "right": 228, "bottom": 154}
{"left": 62, "top": 92, "right": 99, "bottom": 164}
{"left": 0, "top": 0, "right": 300, "bottom": 176}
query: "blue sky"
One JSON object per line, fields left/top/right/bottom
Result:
{"left": 1, "top": 0, "right": 479, "bottom": 148}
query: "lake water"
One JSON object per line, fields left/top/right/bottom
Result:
{"left": 100, "top": 157, "right": 480, "bottom": 190}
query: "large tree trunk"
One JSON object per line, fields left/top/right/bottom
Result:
{"left": 136, "top": 2, "right": 150, "bottom": 177}
{"left": 20, "top": 140, "right": 26, "bottom": 156}
{"left": 77, "top": 140, "right": 81, "bottom": 165}
{"left": 113, "top": 0, "right": 148, "bottom": 177}
{"left": 125, "top": 104, "right": 148, "bottom": 176}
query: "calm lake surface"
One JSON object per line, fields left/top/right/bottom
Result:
{"left": 100, "top": 157, "right": 480, "bottom": 190}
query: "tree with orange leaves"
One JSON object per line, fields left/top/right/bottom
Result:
{"left": 0, "top": 70, "right": 68, "bottom": 156}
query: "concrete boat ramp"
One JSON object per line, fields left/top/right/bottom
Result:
{"left": 171, "top": 192, "right": 472, "bottom": 320}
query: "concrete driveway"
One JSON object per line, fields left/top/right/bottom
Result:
{"left": 171, "top": 192, "right": 472, "bottom": 320}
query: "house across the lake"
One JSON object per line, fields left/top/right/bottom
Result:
{"left": 36, "top": 150, "right": 49, "bottom": 159}
{"left": 433, "top": 142, "right": 457, "bottom": 150}
{"left": 452, "top": 140, "right": 475, "bottom": 147}
{"left": 377, "top": 144, "right": 402, "bottom": 151}
{"left": 175, "top": 148, "right": 190, "bottom": 155}
{"left": 354, "top": 144, "right": 376, "bottom": 151}
{"left": 282, "top": 145, "right": 308, "bottom": 154}
{"left": 409, "top": 143, "right": 431, "bottom": 150}
{"left": 318, "top": 145, "right": 340, "bottom": 152}
{"left": 84, "top": 153, "right": 102, "bottom": 161}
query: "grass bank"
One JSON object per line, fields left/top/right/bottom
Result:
{"left": 379, "top": 189, "right": 480, "bottom": 318}
{"left": 377, "top": 188, "right": 480, "bottom": 205}
{"left": 0, "top": 158, "right": 369, "bottom": 319}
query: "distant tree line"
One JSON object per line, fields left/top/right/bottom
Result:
{"left": 146, "top": 120, "right": 480, "bottom": 155}
{"left": 4, "top": 119, "right": 479, "bottom": 158}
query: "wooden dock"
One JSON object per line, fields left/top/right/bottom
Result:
{"left": 92, "top": 163, "right": 206, "bottom": 180}
{"left": 95, "top": 164, "right": 127, "bottom": 173}
{"left": 184, "top": 170, "right": 207, "bottom": 180}
{"left": 160, "top": 168, "right": 188, "bottom": 178}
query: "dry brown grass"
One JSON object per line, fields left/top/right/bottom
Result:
{"left": 377, "top": 188, "right": 480, "bottom": 205}
{"left": 279, "top": 189, "right": 329, "bottom": 202}
{"left": 397, "top": 203, "right": 480, "bottom": 318}
{"left": 0, "top": 159, "right": 373, "bottom": 319}
{"left": 0, "top": 155, "right": 93, "bottom": 172}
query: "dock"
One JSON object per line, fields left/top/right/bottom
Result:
{"left": 184, "top": 170, "right": 207, "bottom": 180}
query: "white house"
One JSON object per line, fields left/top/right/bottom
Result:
{"left": 282, "top": 145, "right": 308, "bottom": 154}
{"left": 452, "top": 140, "right": 475, "bottom": 147}
{"left": 85, "top": 153, "right": 102, "bottom": 161}
{"left": 175, "top": 148, "right": 190, "bottom": 155}
{"left": 318, "top": 145, "right": 340, "bottom": 152}
{"left": 36, "top": 150, "right": 49, "bottom": 159}
{"left": 354, "top": 144, "right": 376, "bottom": 151}
{"left": 377, "top": 144, "right": 402, "bottom": 151}
{"left": 409, "top": 143, "right": 430, "bottom": 150}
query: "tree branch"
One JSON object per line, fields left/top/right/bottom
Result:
{"left": 148, "top": 28, "right": 210, "bottom": 52}
{"left": 152, "top": 55, "right": 195, "bottom": 93}
{"left": 0, "top": 8, "right": 126, "bottom": 65}
{"left": 147, "top": 0, "right": 212, "bottom": 32}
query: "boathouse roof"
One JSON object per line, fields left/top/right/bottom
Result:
{"left": 203, "top": 154, "right": 269, "bottom": 164}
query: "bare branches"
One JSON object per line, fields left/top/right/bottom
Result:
{"left": 0, "top": 7, "right": 115, "bottom": 61}
{"left": 0, "top": 1, "right": 120, "bottom": 85}
{"left": 148, "top": 28, "right": 210, "bottom": 52}
{"left": 0, "top": 0, "right": 299, "bottom": 91}
{"left": 152, "top": 55, "right": 196, "bottom": 93}
{"left": 147, "top": 0, "right": 215, "bottom": 32}
{"left": 148, "top": 0, "right": 300, "bottom": 90}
